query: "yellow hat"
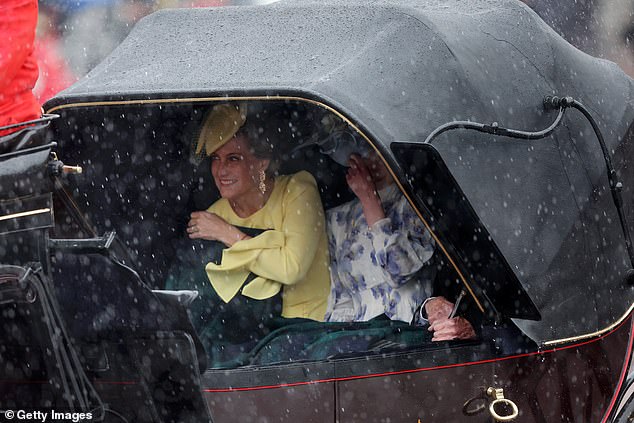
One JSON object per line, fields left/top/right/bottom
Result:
{"left": 195, "top": 103, "right": 247, "bottom": 156}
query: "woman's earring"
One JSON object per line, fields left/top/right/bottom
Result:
{"left": 258, "top": 170, "right": 267, "bottom": 194}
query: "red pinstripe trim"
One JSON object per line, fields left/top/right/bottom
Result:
{"left": 203, "top": 315, "right": 633, "bottom": 393}
{"left": 601, "top": 316, "right": 634, "bottom": 423}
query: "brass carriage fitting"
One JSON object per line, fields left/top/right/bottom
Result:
{"left": 48, "top": 152, "right": 82, "bottom": 176}
{"left": 62, "top": 165, "right": 83, "bottom": 174}
{"left": 486, "top": 387, "right": 504, "bottom": 399}
{"left": 486, "top": 387, "right": 519, "bottom": 422}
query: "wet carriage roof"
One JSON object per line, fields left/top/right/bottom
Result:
{"left": 47, "top": 0, "right": 633, "bottom": 142}
{"left": 45, "top": 0, "right": 634, "bottom": 344}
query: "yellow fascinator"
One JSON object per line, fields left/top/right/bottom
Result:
{"left": 195, "top": 103, "right": 247, "bottom": 156}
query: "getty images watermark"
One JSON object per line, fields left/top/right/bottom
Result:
{"left": 2, "top": 410, "right": 93, "bottom": 422}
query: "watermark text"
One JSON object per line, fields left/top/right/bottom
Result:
{"left": 2, "top": 410, "right": 93, "bottom": 422}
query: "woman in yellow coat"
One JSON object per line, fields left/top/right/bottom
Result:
{"left": 178, "top": 103, "right": 330, "bottom": 367}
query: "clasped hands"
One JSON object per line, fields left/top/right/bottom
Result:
{"left": 187, "top": 211, "right": 247, "bottom": 246}
{"left": 424, "top": 296, "right": 476, "bottom": 341}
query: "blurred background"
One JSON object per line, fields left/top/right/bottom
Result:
{"left": 35, "top": 0, "right": 634, "bottom": 103}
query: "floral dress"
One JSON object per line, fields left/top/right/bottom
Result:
{"left": 325, "top": 184, "right": 436, "bottom": 323}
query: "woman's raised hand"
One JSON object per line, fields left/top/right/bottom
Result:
{"left": 346, "top": 154, "right": 385, "bottom": 226}
{"left": 187, "top": 211, "right": 248, "bottom": 246}
{"left": 346, "top": 154, "right": 376, "bottom": 200}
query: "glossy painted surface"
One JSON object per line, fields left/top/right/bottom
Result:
{"left": 207, "top": 383, "right": 334, "bottom": 422}
{"left": 203, "top": 316, "right": 633, "bottom": 423}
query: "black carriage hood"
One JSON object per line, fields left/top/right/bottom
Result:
{"left": 45, "top": 0, "right": 634, "bottom": 344}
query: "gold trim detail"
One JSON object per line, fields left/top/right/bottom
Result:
{"left": 543, "top": 303, "right": 634, "bottom": 347}
{"left": 46, "top": 95, "right": 486, "bottom": 312}
{"left": 47, "top": 96, "right": 331, "bottom": 114}
{"left": 0, "top": 208, "right": 51, "bottom": 222}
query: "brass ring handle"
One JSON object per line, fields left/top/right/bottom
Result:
{"left": 462, "top": 395, "right": 487, "bottom": 416}
{"left": 489, "top": 398, "right": 519, "bottom": 422}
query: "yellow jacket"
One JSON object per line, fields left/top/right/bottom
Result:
{"left": 205, "top": 171, "right": 330, "bottom": 321}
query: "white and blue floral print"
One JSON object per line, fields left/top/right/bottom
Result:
{"left": 325, "top": 184, "right": 436, "bottom": 323}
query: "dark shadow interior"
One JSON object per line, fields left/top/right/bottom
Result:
{"left": 47, "top": 99, "right": 537, "bottom": 371}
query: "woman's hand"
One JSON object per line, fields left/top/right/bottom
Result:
{"left": 187, "top": 211, "right": 249, "bottom": 246}
{"left": 424, "top": 296, "right": 477, "bottom": 341}
{"left": 346, "top": 154, "right": 385, "bottom": 225}
{"left": 424, "top": 296, "right": 455, "bottom": 326}
{"left": 346, "top": 154, "right": 376, "bottom": 200}
{"left": 428, "top": 317, "right": 476, "bottom": 341}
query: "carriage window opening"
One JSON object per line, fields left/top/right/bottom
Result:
{"left": 48, "top": 100, "right": 535, "bottom": 372}
{"left": 161, "top": 101, "right": 488, "bottom": 369}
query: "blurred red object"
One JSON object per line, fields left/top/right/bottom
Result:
{"left": 0, "top": 0, "right": 42, "bottom": 136}
{"left": 0, "top": 0, "right": 41, "bottom": 136}
{"left": 33, "top": 34, "right": 76, "bottom": 103}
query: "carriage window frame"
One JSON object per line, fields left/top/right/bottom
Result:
{"left": 45, "top": 99, "right": 540, "bottom": 374}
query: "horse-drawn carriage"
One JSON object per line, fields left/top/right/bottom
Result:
{"left": 1, "top": 0, "right": 633, "bottom": 421}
